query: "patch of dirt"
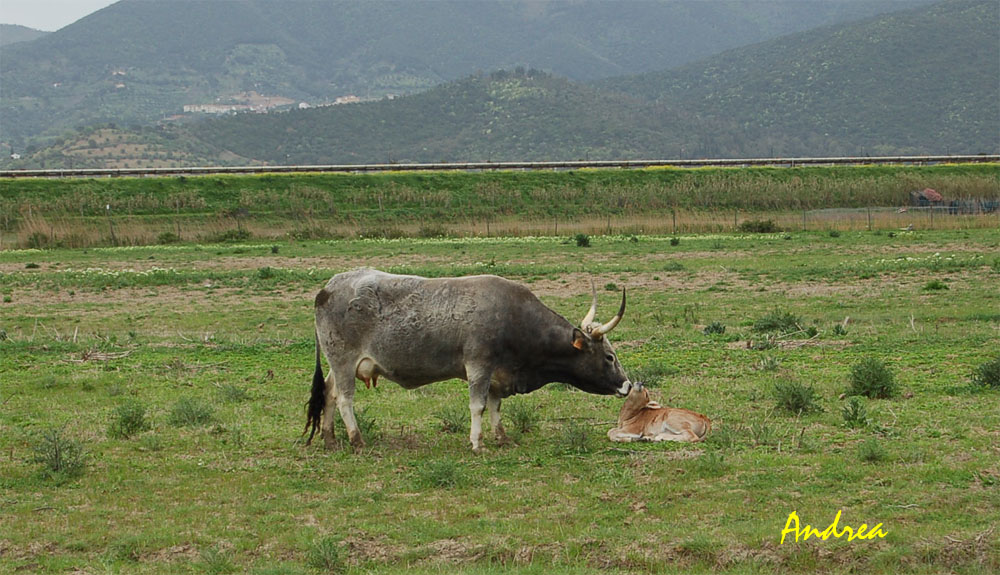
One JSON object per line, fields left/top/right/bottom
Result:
{"left": 343, "top": 534, "right": 407, "bottom": 565}
{"left": 141, "top": 544, "right": 200, "bottom": 563}
{"left": 727, "top": 339, "right": 852, "bottom": 350}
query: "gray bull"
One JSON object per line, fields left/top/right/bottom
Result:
{"left": 305, "top": 268, "right": 631, "bottom": 452}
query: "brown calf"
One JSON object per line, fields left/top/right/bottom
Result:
{"left": 608, "top": 382, "right": 711, "bottom": 442}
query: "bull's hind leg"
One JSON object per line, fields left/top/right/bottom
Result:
{"left": 487, "top": 388, "right": 508, "bottom": 445}
{"left": 320, "top": 371, "right": 338, "bottom": 449}
{"left": 331, "top": 364, "right": 365, "bottom": 451}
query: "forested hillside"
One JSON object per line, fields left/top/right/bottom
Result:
{"left": 181, "top": 1, "right": 998, "bottom": 165}
{"left": 0, "top": 0, "right": 929, "bottom": 147}
{"left": 605, "top": 0, "right": 999, "bottom": 157}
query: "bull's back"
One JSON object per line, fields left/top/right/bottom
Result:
{"left": 314, "top": 270, "right": 531, "bottom": 385}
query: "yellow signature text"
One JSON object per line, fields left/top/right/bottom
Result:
{"left": 780, "top": 510, "right": 887, "bottom": 544}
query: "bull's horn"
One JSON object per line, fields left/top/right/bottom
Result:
{"left": 591, "top": 288, "right": 626, "bottom": 338}
{"left": 580, "top": 280, "right": 598, "bottom": 329}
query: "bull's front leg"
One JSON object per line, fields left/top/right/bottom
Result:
{"left": 467, "top": 367, "right": 493, "bottom": 453}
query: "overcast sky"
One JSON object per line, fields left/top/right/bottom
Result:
{"left": 0, "top": 0, "right": 118, "bottom": 31}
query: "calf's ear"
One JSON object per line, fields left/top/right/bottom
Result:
{"left": 572, "top": 328, "right": 587, "bottom": 350}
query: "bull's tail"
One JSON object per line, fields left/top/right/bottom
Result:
{"left": 304, "top": 331, "right": 326, "bottom": 445}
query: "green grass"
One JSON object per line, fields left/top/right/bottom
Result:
{"left": 2, "top": 228, "right": 999, "bottom": 573}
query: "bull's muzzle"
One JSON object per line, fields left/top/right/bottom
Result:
{"left": 616, "top": 380, "right": 633, "bottom": 397}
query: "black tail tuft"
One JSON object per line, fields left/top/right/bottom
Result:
{"left": 304, "top": 332, "right": 326, "bottom": 445}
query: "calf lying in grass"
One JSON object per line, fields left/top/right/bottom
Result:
{"left": 608, "top": 382, "right": 711, "bottom": 442}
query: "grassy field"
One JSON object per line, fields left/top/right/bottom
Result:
{"left": 1, "top": 163, "right": 997, "bottom": 248}
{"left": 1, "top": 228, "right": 999, "bottom": 574}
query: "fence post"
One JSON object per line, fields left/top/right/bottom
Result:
{"left": 802, "top": 210, "right": 807, "bottom": 231}
{"left": 867, "top": 208, "right": 872, "bottom": 232}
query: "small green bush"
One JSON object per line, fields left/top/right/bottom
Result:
{"left": 107, "top": 400, "right": 151, "bottom": 439}
{"left": 970, "top": 355, "right": 1000, "bottom": 389}
{"left": 574, "top": 233, "right": 591, "bottom": 247}
{"left": 922, "top": 279, "right": 949, "bottom": 291}
{"left": 31, "top": 427, "right": 87, "bottom": 480}
{"left": 216, "top": 383, "right": 251, "bottom": 403}
{"left": 556, "top": 420, "right": 592, "bottom": 454}
{"left": 212, "top": 228, "right": 252, "bottom": 243}
{"left": 842, "top": 397, "right": 870, "bottom": 428}
{"left": 858, "top": 438, "right": 887, "bottom": 463}
{"left": 198, "top": 546, "right": 237, "bottom": 574}
{"left": 772, "top": 380, "right": 821, "bottom": 414}
{"left": 738, "top": 219, "right": 779, "bottom": 233}
{"left": 756, "top": 355, "right": 781, "bottom": 372}
{"left": 257, "top": 266, "right": 276, "bottom": 279}
{"left": 506, "top": 401, "right": 539, "bottom": 434}
{"left": 848, "top": 357, "right": 897, "bottom": 399}
{"left": 703, "top": 321, "right": 726, "bottom": 335}
{"left": 156, "top": 231, "right": 180, "bottom": 244}
{"left": 753, "top": 309, "right": 802, "bottom": 334}
{"left": 670, "top": 237, "right": 680, "bottom": 246}
{"left": 306, "top": 537, "right": 345, "bottom": 573}
{"left": 434, "top": 404, "right": 469, "bottom": 434}
{"left": 829, "top": 230, "right": 841, "bottom": 238}
{"left": 168, "top": 397, "right": 215, "bottom": 427}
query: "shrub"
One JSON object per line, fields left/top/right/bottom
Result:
{"left": 703, "top": 321, "right": 726, "bottom": 335}
{"left": 198, "top": 546, "right": 237, "bottom": 574}
{"left": 306, "top": 537, "right": 345, "bottom": 573}
{"left": 848, "top": 357, "right": 897, "bottom": 399}
{"left": 738, "top": 219, "right": 779, "bottom": 233}
{"left": 858, "top": 438, "right": 887, "bottom": 463}
{"left": 25, "top": 262, "right": 40, "bottom": 269}
{"left": 829, "top": 230, "right": 841, "bottom": 238}
{"left": 753, "top": 309, "right": 802, "bottom": 334}
{"left": 107, "top": 400, "right": 151, "bottom": 439}
{"left": 168, "top": 397, "right": 215, "bottom": 427}
{"left": 212, "top": 228, "right": 252, "bottom": 243}
{"left": 216, "top": 383, "right": 251, "bottom": 403}
{"left": 923, "top": 279, "right": 949, "bottom": 291}
{"left": 604, "top": 282, "right": 618, "bottom": 291}
{"left": 434, "top": 404, "right": 469, "bottom": 434}
{"left": 842, "top": 396, "right": 870, "bottom": 429}
{"left": 256, "top": 266, "right": 276, "bottom": 279}
{"left": 574, "top": 233, "right": 591, "bottom": 247}
{"left": 506, "top": 401, "right": 539, "bottom": 434}
{"left": 755, "top": 355, "right": 781, "bottom": 372}
{"left": 31, "top": 427, "right": 87, "bottom": 480}
{"left": 417, "top": 223, "right": 449, "bottom": 238}
{"left": 156, "top": 231, "right": 180, "bottom": 244}
{"left": 556, "top": 420, "right": 592, "bottom": 454}
{"left": 270, "top": 245, "right": 280, "bottom": 254}
{"left": 772, "top": 380, "right": 821, "bottom": 414}
{"left": 970, "top": 355, "right": 1000, "bottom": 389}
{"left": 670, "top": 237, "right": 680, "bottom": 246}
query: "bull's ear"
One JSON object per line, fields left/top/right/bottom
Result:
{"left": 572, "top": 328, "right": 587, "bottom": 350}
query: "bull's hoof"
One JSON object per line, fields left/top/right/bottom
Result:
{"left": 348, "top": 434, "right": 366, "bottom": 453}
{"left": 322, "top": 432, "right": 336, "bottom": 450}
